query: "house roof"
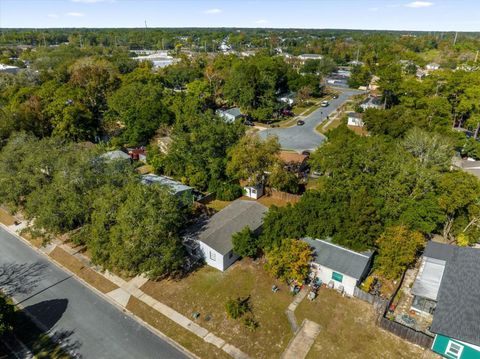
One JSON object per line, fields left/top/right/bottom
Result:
{"left": 411, "top": 257, "right": 446, "bottom": 301}
{"left": 193, "top": 200, "right": 268, "bottom": 255}
{"left": 100, "top": 150, "right": 131, "bottom": 161}
{"left": 347, "top": 112, "right": 363, "bottom": 119}
{"left": 429, "top": 243, "right": 480, "bottom": 346}
{"left": 301, "top": 238, "right": 373, "bottom": 280}
{"left": 141, "top": 174, "right": 192, "bottom": 195}
{"left": 278, "top": 151, "right": 308, "bottom": 164}
{"left": 423, "top": 241, "right": 456, "bottom": 262}
{"left": 217, "top": 107, "right": 242, "bottom": 118}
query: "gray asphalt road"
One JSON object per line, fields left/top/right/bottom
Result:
{"left": 0, "top": 226, "right": 189, "bottom": 359}
{"left": 259, "top": 88, "right": 364, "bottom": 152}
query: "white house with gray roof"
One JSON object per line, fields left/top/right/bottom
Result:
{"left": 188, "top": 200, "right": 268, "bottom": 271}
{"left": 302, "top": 238, "right": 373, "bottom": 296}
{"left": 216, "top": 107, "right": 243, "bottom": 123}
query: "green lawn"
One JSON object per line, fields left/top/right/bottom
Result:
{"left": 141, "top": 259, "right": 294, "bottom": 359}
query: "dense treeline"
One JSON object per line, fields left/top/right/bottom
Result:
{"left": 0, "top": 134, "right": 188, "bottom": 278}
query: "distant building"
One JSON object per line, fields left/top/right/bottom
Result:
{"left": 277, "top": 151, "right": 309, "bottom": 174}
{"left": 216, "top": 107, "right": 242, "bottom": 123}
{"left": 360, "top": 96, "right": 384, "bottom": 110}
{"left": 141, "top": 174, "right": 193, "bottom": 202}
{"left": 302, "top": 237, "right": 373, "bottom": 296}
{"left": 426, "top": 63, "right": 441, "bottom": 71}
{"left": 127, "top": 147, "right": 147, "bottom": 162}
{"left": 277, "top": 92, "right": 296, "bottom": 106}
{"left": 298, "top": 54, "right": 323, "bottom": 63}
{"left": 186, "top": 200, "right": 268, "bottom": 271}
{"left": 0, "top": 64, "right": 20, "bottom": 74}
{"left": 99, "top": 150, "right": 131, "bottom": 162}
{"left": 347, "top": 112, "right": 364, "bottom": 127}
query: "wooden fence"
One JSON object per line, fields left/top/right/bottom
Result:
{"left": 378, "top": 317, "right": 434, "bottom": 349}
{"left": 269, "top": 189, "right": 302, "bottom": 203}
{"left": 353, "top": 287, "right": 388, "bottom": 309}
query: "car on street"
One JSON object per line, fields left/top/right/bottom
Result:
{"left": 297, "top": 120, "right": 305, "bottom": 126}
{"left": 244, "top": 120, "right": 254, "bottom": 126}
{"left": 321, "top": 100, "right": 329, "bottom": 107}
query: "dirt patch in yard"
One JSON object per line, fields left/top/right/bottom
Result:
{"left": 49, "top": 247, "right": 118, "bottom": 294}
{"left": 126, "top": 296, "right": 229, "bottom": 359}
{"left": 0, "top": 208, "right": 16, "bottom": 226}
{"left": 296, "top": 289, "right": 439, "bottom": 359}
{"left": 140, "top": 259, "right": 294, "bottom": 359}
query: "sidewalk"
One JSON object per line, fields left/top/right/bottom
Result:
{"left": 282, "top": 288, "right": 321, "bottom": 359}
{"left": 0, "top": 213, "right": 249, "bottom": 359}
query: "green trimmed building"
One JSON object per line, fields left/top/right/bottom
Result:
{"left": 414, "top": 242, "right": 480, "bottom": 359}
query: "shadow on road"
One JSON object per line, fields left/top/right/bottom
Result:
{"left": 4, "top": 298, "right": 83, "bottom": 358}
{"left": 0, "top": 262, "right": 47, "bottom": 296}
{"left": 24, "top": 298, "right": 68, "bottom": 331}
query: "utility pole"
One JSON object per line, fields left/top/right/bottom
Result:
{"left": 453, "top": 31, "right": 458, "bottom": 46}
{"left": 475, "top": 50, "right": 479, "bottom": 63}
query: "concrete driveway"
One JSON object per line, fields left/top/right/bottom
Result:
{"left": 258, "top": 88, "right": 363, "bottom": 152}
{"left": 0, "top": 227, "right": 189, "bottom": 359}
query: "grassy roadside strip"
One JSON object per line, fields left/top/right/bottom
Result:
{"left": 49, "top": 247, "right": 119, "bottom": 294}
{"left": 126, "top": 297, "right": 229, "bottom": 359}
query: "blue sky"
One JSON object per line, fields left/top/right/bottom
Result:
{"left": 1, "top": 0, "right": 478, "bottom": 31}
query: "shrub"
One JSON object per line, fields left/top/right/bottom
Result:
{"left": 243, "top": 316, "right": 259, "bottom": 331}
{"left": 225, "top": 296, "right": 251, "bottom": 320}
{"left": 232, "top": 227, "right": 258, "bottom": 258}
{"left": 215, "top": 183, "right": 243, "bottom": 201}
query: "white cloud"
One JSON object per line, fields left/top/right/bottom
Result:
{"left": 203, "top": 8, "right": 222, "bottom": 15}
{"left": 66, "top": 12, "right": 85, "bottom": 17}
{"left": 47, "top": 13, "right": 59, "bottom": 18}
{"left": 255, "top": 19, "right": 268, "bottom": 25}
{"left": 405, "top": 1, "right": 434, "bottom": 8}
{"left": 368, "top": 7, "right": 379, "bottom": 11}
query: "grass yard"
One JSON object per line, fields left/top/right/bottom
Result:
{"left": 49, "top": 247, "right": 119, "bottom": 294}
{"left": 140, "top": 259, "right": 294, "bottom": 359}
{"left": 296, "top": 289, "right": 438, "bottom": 359}
{"left": 126, "top": 297, "right": 229, "bottom": 359}
{"left": 0, "top": 207, "right": 16, "bottom": 226}
{"left": 206, "top": 199, "right": 232, "bottom": 212}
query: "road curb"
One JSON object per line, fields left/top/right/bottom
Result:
{"left": 0, "top": 223, "right": 200, "bottom": 359}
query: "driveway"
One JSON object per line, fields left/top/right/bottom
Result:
{"left": 0, "top": 227, "right": 189, "bottom": 359}
{"left": 258, "top": 88, "right": 363, "bottom": 152}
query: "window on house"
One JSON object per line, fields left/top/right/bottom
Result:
{"left": 445, "top": 341, "right": 464, "bottom": 359}
{"left": 209, "top": 251, "right": 216, "bottom": 261}
{"left": 332, "top": 271, "right": 343, "bottom": 283}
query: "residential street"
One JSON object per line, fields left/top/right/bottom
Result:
{"left": 0, "top": 227, "right": 189, "bottom": 359}
{"left": 258, "top": 88, "right": 364, "bottom": 152}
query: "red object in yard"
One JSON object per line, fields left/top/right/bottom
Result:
{"left": 389, "top": 304, "right": 396, "bottom": 312}
{"left": 127, "top": 147, "right": 146, "bottom": 161}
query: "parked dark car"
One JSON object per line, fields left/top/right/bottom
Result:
{"left": 301, "top": 150, "right": 311, "bottom": 157}
{"left": 244, "top": 120, "right": 254, "bottom": 126}
{"left": 297, "top": 120, "right": 305, "bottom": 126}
